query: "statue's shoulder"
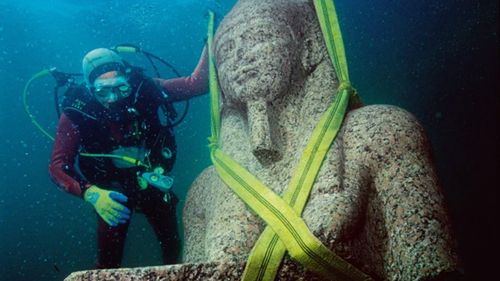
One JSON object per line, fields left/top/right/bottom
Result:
{"left": 191, "top": 166, "right": 219, "bottom": 190}
{"left": 345, "top": 104, "right": 421, "bottom": 128}
{"left": 342, "top": 104, "right": 428, "bottom": 154}
{"left": 185, "top": 166, "right": 219, "bottom": 214}
{"left": 188, "top": 166, "right": 228, "bottom": 199}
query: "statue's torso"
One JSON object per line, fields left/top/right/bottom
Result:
{"left": 197, "top": 106, "right": 376, "bottom": 262}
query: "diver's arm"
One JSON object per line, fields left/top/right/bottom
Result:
{"left": 154, "top": 46, "right": 208, "bottom": 102}
{"left": 49, "top": 113, "right": 91, "bottom": 198}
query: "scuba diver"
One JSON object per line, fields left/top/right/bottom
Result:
{"left": 48, "top": 46, "right": 208, "bottom": 268}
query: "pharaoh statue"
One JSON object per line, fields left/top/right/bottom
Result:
{"left": 183, "top": 0, "right": 461, "bottom": 280}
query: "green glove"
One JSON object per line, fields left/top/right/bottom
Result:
{"left": 84, "top": 185, "right": 131, "bottom": 227}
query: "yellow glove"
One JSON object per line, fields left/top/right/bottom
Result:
{"left": 83, "top": 185, "right": 131, "bottom": 226}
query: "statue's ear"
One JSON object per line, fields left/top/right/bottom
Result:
{"left": 300, "top": 28, "right": 325, "bottom": 73}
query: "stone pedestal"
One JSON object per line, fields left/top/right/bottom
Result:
{"left": 65, "top": 260, "right": 325, "bottom": 281}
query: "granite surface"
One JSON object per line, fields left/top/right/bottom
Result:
{"left": 65, "top": 260, "right": 324, "bottom": 281}
{"left": 183, "top": 0, "right": 461, "bottom": 280}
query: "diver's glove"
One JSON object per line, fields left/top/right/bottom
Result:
{"left": 83, "top": 185, "right": 131, "bottom": 227}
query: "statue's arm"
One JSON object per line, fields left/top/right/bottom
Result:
{"left": 182, "top": 168, "right": 211, "bottom": 263}
{"left": 364, "top": 106, "right": 460, "bottom": 280}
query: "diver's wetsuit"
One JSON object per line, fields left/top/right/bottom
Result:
{"left": 49, "top": 48, "right": 207, "bottom": 268}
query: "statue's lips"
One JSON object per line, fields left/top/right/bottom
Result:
{"left": 235, "top": 69, "right": 258, "bottom": 85}
{"left": 223, "top": 63, "right": 258, "bottom": 84}
{"left": 231, "top": 61, "right": 281, "bottom": 84}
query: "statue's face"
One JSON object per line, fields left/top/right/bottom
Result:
{"left": 214, "top": 14, "right": 295, "bottom": 105}
{"left": 213, "top": 2, "right": 300, "bottom": 164}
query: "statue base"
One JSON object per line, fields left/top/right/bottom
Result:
{"left": 64, "top": 260, "right": 325, "bottom": 281}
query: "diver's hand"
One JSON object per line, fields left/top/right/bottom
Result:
{"left": 83, "top": 185, "right": 131, "bottom": 226}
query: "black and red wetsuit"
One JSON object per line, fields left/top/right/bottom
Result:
{"left": 48, "top": 48, "right": 208, "bottom": 268}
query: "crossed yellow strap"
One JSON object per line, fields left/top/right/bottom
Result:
{"left": 206, "top": 1, "right": 373, "bottom": 280}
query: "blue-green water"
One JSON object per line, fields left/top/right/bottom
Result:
{"left": 0, "top": 1, "right": 497, "bottom": 280}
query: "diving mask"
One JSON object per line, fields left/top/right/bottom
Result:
{"left": 92, "top": 71, "right": 132, "bottom": 108}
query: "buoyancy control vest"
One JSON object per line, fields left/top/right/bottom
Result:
{"left": 61, "top": 69, "right": 177, "bottom": 185}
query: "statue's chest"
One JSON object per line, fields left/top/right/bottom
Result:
{"left": 253, "top": 142, "right": 364, "bottom": 244}
{"left": 303, "top": 144, "right": 365, "bottom": 245}
{"left": 212, "top": 142, "right": 364, "bottom": 255}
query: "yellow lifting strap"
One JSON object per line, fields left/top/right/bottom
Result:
{"left": 243, "top": 1, "right": 364, "bottom": 280}
{"left": 241, "top": 101, "right": 354, "bottom": 278}
{"left": 206, "top": 3, "right": 371, "bottom": 281}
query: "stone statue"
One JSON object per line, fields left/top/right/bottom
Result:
{"left": 183, "top": 0, "right": 461, "bottom": 280}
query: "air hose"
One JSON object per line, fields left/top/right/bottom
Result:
{"left": 78, "top": 152, "right": 151, "bottom": 169}
{"left": 22, "top": 68, "right": 55, "bottom": 141}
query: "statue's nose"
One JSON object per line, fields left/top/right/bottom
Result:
{"left": 247, "top": 99, "right": 281, "bottom": 165}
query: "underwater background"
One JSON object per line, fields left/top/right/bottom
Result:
{"left": 0, "top": 0, "right": 497, "bottom": 280}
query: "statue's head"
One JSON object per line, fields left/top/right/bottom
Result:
{"left": 214, "top": 0, "right": 326, "bottom": 164}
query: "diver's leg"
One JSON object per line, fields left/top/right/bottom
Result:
{"left": 140, "top": 189, "right": 180, "bottom": 264}
{"left": 95, "top": 215, "right": 131, "bottom": 269}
